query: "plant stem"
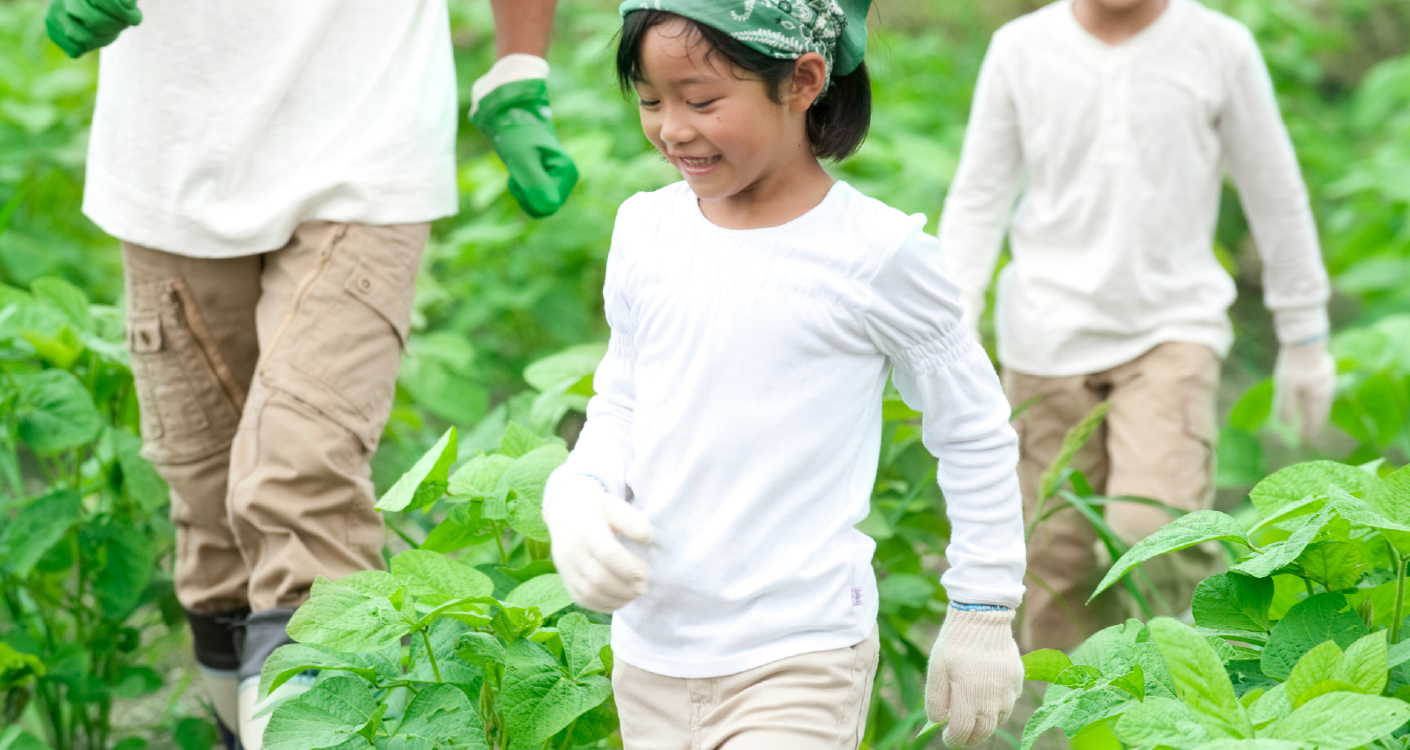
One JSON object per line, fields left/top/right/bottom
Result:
{"left": 558, "top": 716, "right": 580, "bottom": 750}
{"left": 1393, "top": 545, "right": 1408, "bottom": 645}
{"left": 1305, "top": 579, "right": 1316, "bottom": 600}
{"left": 492, "top": 520, "right": 509, "bottom": 564}
{"left": 420, "top": 629, "right": 443, "bottom": 682}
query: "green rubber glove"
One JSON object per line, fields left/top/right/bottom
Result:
{"left": 45, "top": 0, "right": 142, "bottom": 59}
{"left": 471, "top": 78, "right": 579, "bottom": 219}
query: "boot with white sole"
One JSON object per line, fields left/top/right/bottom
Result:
{"left": 235, "top": 608, "right": 310, "bottom": 750}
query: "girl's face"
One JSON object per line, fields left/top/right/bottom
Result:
{"left": 632, "top": 20, "right": 812, "bottom": 202}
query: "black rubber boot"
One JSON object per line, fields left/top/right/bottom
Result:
{"left": 187, "top": 607, "right": 250, "bottom": 750}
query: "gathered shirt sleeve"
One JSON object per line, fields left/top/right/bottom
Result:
{"left": 1219, "top": 29, "right": 1331, "bottom": 344}
{"left": 861, "top": 228, "right": 1027, "bottom": 608}
{"left": 936, "top": 29, "right": 1025, "bottom": 332}
{"left": 551, "top": 219, "right": 638, "bottom": 499}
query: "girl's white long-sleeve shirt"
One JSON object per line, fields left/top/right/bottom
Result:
{"left": 939, "top": 0, "right": 1330, "bottom": 378}
{"left": 552, "top": 181, "right": 1026, "bottom": 678}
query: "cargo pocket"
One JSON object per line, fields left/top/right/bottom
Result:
{"left": 126, "top": 280, "right": 244, "bottom": 464}
{"left": 279, "top": 257, "right": 412, "bottom": 452}
{"left": 1184, "top": 391, "right": 1218, "bottom": 511}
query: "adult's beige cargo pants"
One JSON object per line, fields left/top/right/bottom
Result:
{"left": 122, "top": 221, "right": 427, "bottom": 614}
{"left": 1004, "top": 342, "right": 1222, "bottom": 653}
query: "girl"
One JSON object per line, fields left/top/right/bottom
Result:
{"left": 543, "top": 3, "right": 1026, "bottom": 747}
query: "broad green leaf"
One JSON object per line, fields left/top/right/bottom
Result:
{"left": 418, "top": 518, "right": 487, "bottom": 554}
{"left": 14, "top": 369, "right": 102, "bottom": 454}
{"left": 1023, "top": 650, "right": 1074, "bottom": 683}
{"left": 0, "top": 490, "right": 81, "bottom": 577}
{"left": 1368, "top": 466, "right": 1410, "bottom": 527}
{"left": 82, "top": 520, "right": 158, "bottom": 618}
{"left": 1324, "top": 484, "right": 1410, "bottom": 534}
{"left": 263, "top": 676, "right": 382, "bottom": 750}
{"left": 523, "top": 343, "right": 607, "bottom": 394}
{"left": 392, "top": 683, "right": 489, "bottom": 749}
{"left": 30, "top": 276, "right": 91, "bottom": 331}
{"left": 559, "top": 613, "right": 611, "bottom": 678}
{"left": 1247, "top": 683, "right": 1291, "bottom": 727}
{"left": 501, "top": 638, "right": 613, "bottom": 747}
{"left": 1190, "top": 741, "right": 1310, "bottom": 750}
{"left": 286, "top": 574, "right": 412, "bottom": 653}
{"left": 1294, "top": 541, "right": 1365, "bottom": 590}
{"left": 173, "top": 717, "right": 218, "bottom": 750}
{"left": 1193, "top": 573, "right": 1274, "bottom": 633}
{"left": 1267, "top": 692, "right": 1410, "bottom": 749}
{"left": 0, "top": 728, "right": 50, "bottom": 750}
{"left": 407, "top": 619, "right": 486, "bottom": 688}
{"left": 1110, "top": 663, "right": 1145, "bottom": 700}
{"left": 1091, "top": 512, "right": 1250, "bottom": 601}
{"left": 1261, "top": 593, "right": 1369, "bottom": 680}
{"left": 1148, "top": 618, "right": 1252, "bottom": 739}
{"left": 1333, "top": 630, "right": 1388, "bottom": 695}
{"left": 504, "top": 574, "right": 574, "bottom": 618}
{"left": 500, "top": 444, "right": 569, "bottom": 542}
{"left": 1231, "top": 506, "right": 1334, "bottom": 578}
{"left": 1388, "top": 639, "right": 1410, "bottom": 669}
{"left": 1040, "top": 401, "right": 1109, "bottom": 500}
{"left": 1217, "top": 426, "right": 1267, "bottom": 489}
{"left": 491, "top": 606, "right": 543, "bottom": 642}
{"left": 500, "top": 422, "right": 548, "bottom": 459}
{"left": 1284, "top": 641, "right": 1342, "bottom": 708}
{"left": 447, "top": 453, "right": 514, "bottom": 498}
{"left": 112, "top": 430, "right": 168, "bottom": 511}
{"left": 259, "top": 643, "right": 400, "bottom": 698}
{"left": 1054, "top": 665, "right": 1103, "bottom": 689}
{"left": 1250, "top": 461, "right": 1374, "bottom": 518}
{"left": 454, "top": 632, "right": 507, "bottom": 668}
{"left": 0, "top": 643, "right": 44, "bottom": 688}
{"left": 1070, "top": 619, "right": 1146, "bottom": 675}
{"left": 390, "top": 550, "right": 494, "bottom": 606}
{"left": 1021, "top": 687, "right": 1131, "bottom": 750}
{"left": 376, "top": 428, "right": 457, "bottom": 513}
{"left": 1113, "top": 697, "right": 1209, "bottom": 748}
{"left": 1228, "top": 379, "right": 1274, "bottom": 432}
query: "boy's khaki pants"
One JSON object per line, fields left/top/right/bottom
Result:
{"left": 613, "top": 630, "right": 880, "bottom": 750}
{"left": 122, "top": 221, "right": 427, "bottom": 615}
{"left": 1005, "top": 342, "right": 1221, "bottom": 653}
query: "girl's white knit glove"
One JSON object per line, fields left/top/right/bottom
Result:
{"left": 1274, "top": 339, "right": 1336, "bottom": 442}
{"left": 926, "top": 606, "right": 1024, "bottom": 748}
{"left": 542, "top": 473, "right": 653, "bottom": 612}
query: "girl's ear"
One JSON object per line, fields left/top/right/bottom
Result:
{"left": 787, "top": 52, "right": 829, "bottom": 112}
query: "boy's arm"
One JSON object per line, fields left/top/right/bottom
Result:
{"left": 1219, "top": 29, "right": 1335, "bottom": 440}
{"left": 489, "top": 0, "right": 556, "bottom": 58}
{"left": 1219, "top": 28, "right": 1331, "bottom": 345}
{"left": 937, "top": 31, "right": 1025, "bottom": 338}
{"left": 862, "top": 227, "right": 1025, "bottom": 747}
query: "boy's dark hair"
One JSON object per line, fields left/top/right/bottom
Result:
{"left": 616, "top": 10, "right": 871, "bottom": 161}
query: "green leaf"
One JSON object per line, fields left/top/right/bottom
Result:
{"left": 263, "top": 676, "right": 382, "bottom": 750}
{"left": 1040, "top": 401, "right": 1109, "bottom": 500}
{"left": 491, "top": 606, "right": 543, "bottom": 642}
{"left": 447, "top": 453, "right": 514, "bottom": 498}
{"left": 1294, "top": 541, "right": 1365, "bottom": 590}
{"left": 1333, "top": 630, "right": 1388, "bottom": 695}
{"left": 504, "top": 573, "right": 575, "bottom": 618}
{"left": 286, "top": 573, "right": 412, "bottom": 653}
{"left": 500, "top": 444, "right": 569, "bottom": 543}
{"left": 0, "top": 642, "right": 44, "bottom": 689}
{"left": 0, "top": 490, "right": 81, "bottom": 577}
{"left": 523, "top": 343, "right": 607, "bottom": 394}
{"left": 454, "top": 632, "right": 508, "bottom": 668}
{"left": 173, "top": 717, "right": 219, "bottom": 750}
{"left": 112, "top": 430, "right": 168, "bottom": 511}
{"left": 1324, "top": 484, "right": 1410, "bottom": 535}
{"left": 1023, "top": 650, "right": 1074, "bottom": 683}
{"left": 259, "top": 643, "right": 400, "bottom": 698}
{"left": 1261, "top": 593, "right": 1369, "bottom": 680}
{"left": 29, "top": 277, "right": 92, "bottom": 331}
{"left": 1284, "top": 641, "right": 1342, "bottom": 709}
{"left": 1021, "top": 688, "right": 1131, "bottom": 750}
{"left": 1054, "top": 665, "right": 1104, "bottom": 689}
{"left": 14, "top": 369, "right": 102, "bottom": 454}
{"left": 1148, "top": 618, "right": 1252, "bottom": 739}
{"left": 1368, "top": 466, "right": 1410, "bottom": 526}
{"left": 559, "top": 612, "right": 612, "bottom": 678}
{"left": 1091, "top": 511, "right": 1250, "bottom": 601}
{"left": 1228, "top": 379, "right": 1274, "bottom": 432}
{"left": 1217, "top": 427, "right": 1267, "bottom": 489}
{"left": 83, "top": 520, "right": 158, "bottom": 619}
{"left": 392, "top": 683, "right": 489, "bottom": 749}
{"left": 1267, "top": 692, "right": 1410, "bottom": 749}
{"left": 1231, "top": 506, "right": 1335, "bottom": 578}
{"left": 0, "top": 728, "right": 51, "bottom": 750}
{"left": 1250, "top": 461, "right": 1375, "bottom": 519}
{"left": 418, "top": 518, "right": 487, "bottom": 554}
{"left": 1113, "top": 697, "right": 1210, "bottom": 748}
{"left": 1110, "top": 663, "right": 1145, "bottom": 700}
{"left": 1248, "top": 683, "right": 1292, "bottom": 728}
{"left": 376, "top": 428, "right": 457, "bottom": 513}
{"left": 500, "top": 422, "right": 548, "bottom": 459}
{"left": 390, "top": 550, "right": 494, "bottom": 606}
{"left": 1193, "top": 573, "right": 1274, "bottom": 633}
{"left": 500, "top": 639, "right": 612, "bottom": 748}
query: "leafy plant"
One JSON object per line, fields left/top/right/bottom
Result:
{"left": 1022, "top": 459, "right": 1410, "bottom": 749}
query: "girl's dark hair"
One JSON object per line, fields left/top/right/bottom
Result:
{"left": 616, "top": 10, "right": 871, "bottom": 161}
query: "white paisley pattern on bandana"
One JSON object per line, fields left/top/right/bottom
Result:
{"left": 620, "top": 0, "right": 863, "bottom": 84}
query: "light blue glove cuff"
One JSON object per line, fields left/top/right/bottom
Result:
{"left": 950, "top": 602, "right": 1012, "bottom": 612}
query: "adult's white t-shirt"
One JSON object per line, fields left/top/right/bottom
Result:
{"left": 84, "top": 0, "right": 459, "bottom": 258}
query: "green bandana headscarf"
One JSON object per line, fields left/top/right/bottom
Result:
{"left": 620, "top": 0, "right": 871, "bottom": 83}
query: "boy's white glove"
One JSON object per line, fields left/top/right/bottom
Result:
{"left": 926, "top": 606, "right": 1024, "bottom": 748}
{"left": 1274, "top": 339, "right": 1336, "bottom": 442}
{"left": 542, "top": 473, "right": 653, "bottom": 612}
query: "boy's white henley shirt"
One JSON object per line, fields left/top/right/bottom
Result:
{"left": 84, "top": 0, "right": 459, "bottom": 258}
{"left": 939, "top": 0, "right": 1330, "bottom": 377}
{"left": 554, "top": 182, "right": 1026, "bottom": 678}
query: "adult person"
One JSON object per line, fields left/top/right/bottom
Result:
{"left": 938, "top": 0, "right": 1334, "bottom": 652}
{"left": 44, "top": 0, "right": 577, "bottom": 746}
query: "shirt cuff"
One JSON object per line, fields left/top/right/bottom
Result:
{"left": 1272, "top": 305, "right": 1330, "bottom": 347}
{"left": 471, "top": 53, "right": 551, "bottom": 116}
{"left": 949, "top": 602, "right": 1012, "bottom": 612}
